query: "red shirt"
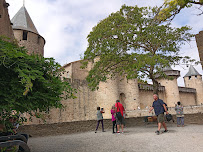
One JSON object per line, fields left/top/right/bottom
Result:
{"left": 115, "top": 102, "right": 124, "bottom": 116}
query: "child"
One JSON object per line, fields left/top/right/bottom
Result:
{"left": 175, "top": 101, "right": 184, "bottom": 127}
{"left": 111, "top": 105, "right": 117, "bottom": 133}
{"left": 95, "top": 107, "right": 105, "bottom": 133}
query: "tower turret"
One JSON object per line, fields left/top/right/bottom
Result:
{"left": 157, "top": 66, "right": 181, "bottom": 107}
{"left": 184, "top": 65, "right": 203, "bottom": 105}
{"left": 11, "top": 6, "right": 45, "bottom": 56}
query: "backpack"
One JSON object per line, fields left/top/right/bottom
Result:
{"left": 159, "top": 100, "right": 168, "bottom": 112}
{"left": 163, "top": 102, "right": 168, "bottom": 112}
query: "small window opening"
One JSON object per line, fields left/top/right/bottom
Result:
{"left": 67, "top": 71, "right": 71, "bottom": 78}
{"left": 189, "top": 76, "right": 191, "bottom": 80}
{"left": 23, "top": 31, "right": 28, "bottom": 40}
{"left": 195, "top": 75, "right": 197, "bottom": 79}
{"left": 37, "top": 36, "right": 40, "bottom": 44}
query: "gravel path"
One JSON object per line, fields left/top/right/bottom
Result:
{"left": 28, "top": 124, "right": 203, "bottom": 152}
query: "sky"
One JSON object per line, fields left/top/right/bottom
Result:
{"left": 6, "top": 0, "right": 203, "bottom": 86}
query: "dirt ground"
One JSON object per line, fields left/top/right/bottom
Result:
{"left": 28, "top": 124, "right": 203, "bottom": 152}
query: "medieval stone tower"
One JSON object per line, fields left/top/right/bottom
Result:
{"left": 195, "top": 31, "right": 203, "bottom": 69}
{"left": 11, "top": 5, "right": 45, "bottom": 56}
{"left": 0, "top": 0, "right": 14, "bottom": 40}
{"left": 184, "top": 65, "right": 203, "bottom": 105}
{"left": 157, "top": 66, "right": 181, "bottom": 107}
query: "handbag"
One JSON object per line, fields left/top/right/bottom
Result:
{"left": 116, "top": 103, "right": 122, "bottom": 120}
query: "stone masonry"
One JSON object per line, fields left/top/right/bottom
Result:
{"left": 195, "top": 31, "right": 203, "bottom": 69}
{"left": 0, "top": 0, "right": 14, "bottom": 40}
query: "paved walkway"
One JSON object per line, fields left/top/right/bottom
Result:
{"left": 28, "top": 124, "right": 203, "bottom": 152}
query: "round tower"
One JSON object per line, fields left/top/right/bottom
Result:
{"left": 11, "top": 6, "right": 45, "bottom": 56}
{"left": 118, "top": 78, "right": 140, "bottom": 111}
{"left": 184, "top": 65, "right": 203, "bottom": 105}
{"left": 157, "top": 66, "right": 180, "bottom": 107}
{"left": 96, "top": 77, "right": 119, "bottom": 119}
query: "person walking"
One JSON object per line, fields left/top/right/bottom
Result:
{"left": 95, "top": 107, "right": 105, "bottom": 133}
{"left": 149, "top": 94, "right": 168, "bottom": 135}
{"left": 115, "top": 100, "right": 125, "bottom": 134}
{"left": 175, "top": 101, "right": 184, "bottom": 127}
{"left": 111, "top": 105, "right": 117, "bottom": 134}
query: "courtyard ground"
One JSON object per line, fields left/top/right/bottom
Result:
{"left": 27, "top": 124, "right": 203, "bottom": 152}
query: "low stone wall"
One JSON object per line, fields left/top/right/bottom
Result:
{"left": 126, "top": 105, "right": 203, "bottom": 117}
{"left": 18, "top": 113, "right": 203, "bottom": 137}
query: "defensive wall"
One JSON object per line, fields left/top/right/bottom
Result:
{"left": 23, "top": 78, "right": 199, "bottom": 125}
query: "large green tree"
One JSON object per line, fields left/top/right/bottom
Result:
{"left": 0, "top": 37, "right": 75, "bottom": 129}
{"left": 82, "top": 5, "right": 194, "bottom": 94}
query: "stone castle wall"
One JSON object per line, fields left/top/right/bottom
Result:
{"left": 179, "top": 92, "right": 196, "bottom": 106}
{"left": 139, "top": 90, "right": 166, "bottom": 109}
{"left": 13, "top": 30, "right": 45, "bottom": 56}
{"left": 0, "top": 0, "right": 14, "bottom": 40}
{"left": 24, "top": 79, "right": 97, "bottom": 124}
{"left": 24, "top": 78, "right": 198, "bottom": 125}
{"left": 195, "top": 31, "right": 203, "bottom": 68}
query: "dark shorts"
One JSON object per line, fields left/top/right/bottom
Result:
{"left": 157, "top": 114, "right": 164, "bottom": 123}
{"left": 116, "top": 116, "right": 125, "bottom": 125}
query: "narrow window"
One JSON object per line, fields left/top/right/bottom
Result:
{"left": 23, "top": 31, "right": 28, "bottom": 40}
{"left": 195, "top": 75, "right": 197, "bottom": 79}
{"left": 189, "top": 76, "right": 191, "bottom": 80}
{"left": 37, "top": 36, "right": 40, "bottom": 44}
{"left": 67, "top": 71, "right": 70, "bottom": 78}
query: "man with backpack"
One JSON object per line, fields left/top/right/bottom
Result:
{"left": 115, "top": 100, "right": 125, "bottom": 134}
{"left": 149, "top": 94, "right": 169, "bottom": 135}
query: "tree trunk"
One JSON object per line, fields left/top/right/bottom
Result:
{"left": 152, "top": 79, "right": 159, "bottom": 95}
{"left": 149, "top": 72, "right": 159, "bottom": 95}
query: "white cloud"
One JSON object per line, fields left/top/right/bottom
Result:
{"left": 6, "top": 0, "right": 203, "bottom": 86}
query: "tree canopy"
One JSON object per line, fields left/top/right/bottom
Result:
{"left": 0, "top": 37, "right": 75, "bottom": 129}
{"left": 157, "top": 0, "right": 203, "bottom": 22}
{"left": 82, "top": 5, "right": 195, "bottom": 94}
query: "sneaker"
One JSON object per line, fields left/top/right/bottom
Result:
{"left": 163, "top": 130, "right": 168, "bottom": 133}
{"left": 117, "top": 131, "right": 120, "bottom": 134}
{"left": 155, "top": 130, "right": 160, "bottom": 135}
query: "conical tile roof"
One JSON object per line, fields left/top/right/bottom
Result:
{"left": 184, "top": 65, "right": 202, "bottom": 77}
{"left": 11, "top": 6, "right": 38, "bottom": 34}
